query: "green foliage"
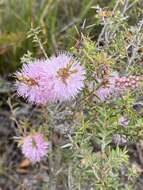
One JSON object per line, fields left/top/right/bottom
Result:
{"left": 66, "top": 124, "right": 133, "bottom": 189}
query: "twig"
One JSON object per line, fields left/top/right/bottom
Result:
{"left": 68, "top": 165, "right": 74, "bottom": 190}
{"left": 97, "top": 0, "right": 120, "bottom": 47}
{"left": 0, "top": 170, "right": 21, "bottom": 186}
{"left": 28, "top": 27, "right": 48, "bottom": 59}
{"left": 123, "top": 0, "right": 129, "bottom": 14}
{"left": 56, "top": 18, "right": 81, "bottom": 36}
{"left": 7, "top": 97, "right": 20, "bottom": 135}
{"left": 126, "top": 0, "right": 139, "bottom": 12}
{"left": 112, "top": 0, "right": 121, "bottom": 14}
{"left": 126, "top": 19, "right": 143, "bottom": 71}
{"left": 97, "top": 0, "right": 138, "bottom": 48}
{"left": 34, "top": 34, "right": 48, "bottom": 59}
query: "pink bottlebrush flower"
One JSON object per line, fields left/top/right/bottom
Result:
{"left": 115, "top": 76, "right": 140, "bottom": 89}
{"left": 21, "top": 133, "right": 49, "bottom": 163}
{"left": 96, "top": 75, "right": 141, "bottom": 102}
{"left": 15, "top": 59, "right": 53, "bottom": 105}
{"left": 44, "top": 52, "right": 85, "bottom": 101}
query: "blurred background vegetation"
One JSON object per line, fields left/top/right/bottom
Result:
{"left": 0, "top": 0, "right": 142, "bottom": 75}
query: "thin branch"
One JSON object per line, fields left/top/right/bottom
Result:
{"left": 126, "top": 18, "right": 143, "bottom": 71}
{"left": 34, "top": 34, "right": 48, "bottom": 59}
{"left": 123, "top": 0, "right": 129, "bottom": 14}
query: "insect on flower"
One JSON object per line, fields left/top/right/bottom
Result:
{"left": 98, "top": 10, "right": 112, "bottom": 18}
{"left": 16, "top": 75, "right": 39, "bottom": 86}
{"left": 57, "top": 59, "right": 78, "bottom": 84}
{"left": 14, "top": 59, "right": 54, "bottom": 105}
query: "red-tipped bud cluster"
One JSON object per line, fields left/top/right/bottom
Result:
{"left": 115, "top": 76, "right": 140, "bottom": 89}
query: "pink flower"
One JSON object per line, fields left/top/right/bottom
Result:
{"left": 21, "top": 133, "right": 49, "bottom": 163}
{"left": 96, "top": 75, "right": 141, "bottom": 102}
{"left": 96, "top": 77, "right": 116, "bottom": 101}
{"left": 15, "top": 53, "right": 86, "bottom": 104}
{"left": 45, "top": 52, "right": 85, "bottom": 101}
{"left": 15, "top": 59, "right": 53, "bottom": 105}
{"left": 115, "top": 76, "right": 140, "bottom": 89}
{"left": 118, "top": 116, "right": 129, "bottom": 126}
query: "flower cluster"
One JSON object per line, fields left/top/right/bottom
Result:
{"left": 21, "top": 133, "right": 49, "bottom": 163}
{"left": 15, "top": 59, "right": 53, "bottom": 105}
{"left": 96, "top": 75, "right": 141, "bottom": 101}
{"left": 96, "top": 77, "right": 116, "bottom": 101}
{"left": 115, "top": 75, "right": 140, "bottom": 89}
{"left": 15, "top": 52, "right": 85, "bottom": 104}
